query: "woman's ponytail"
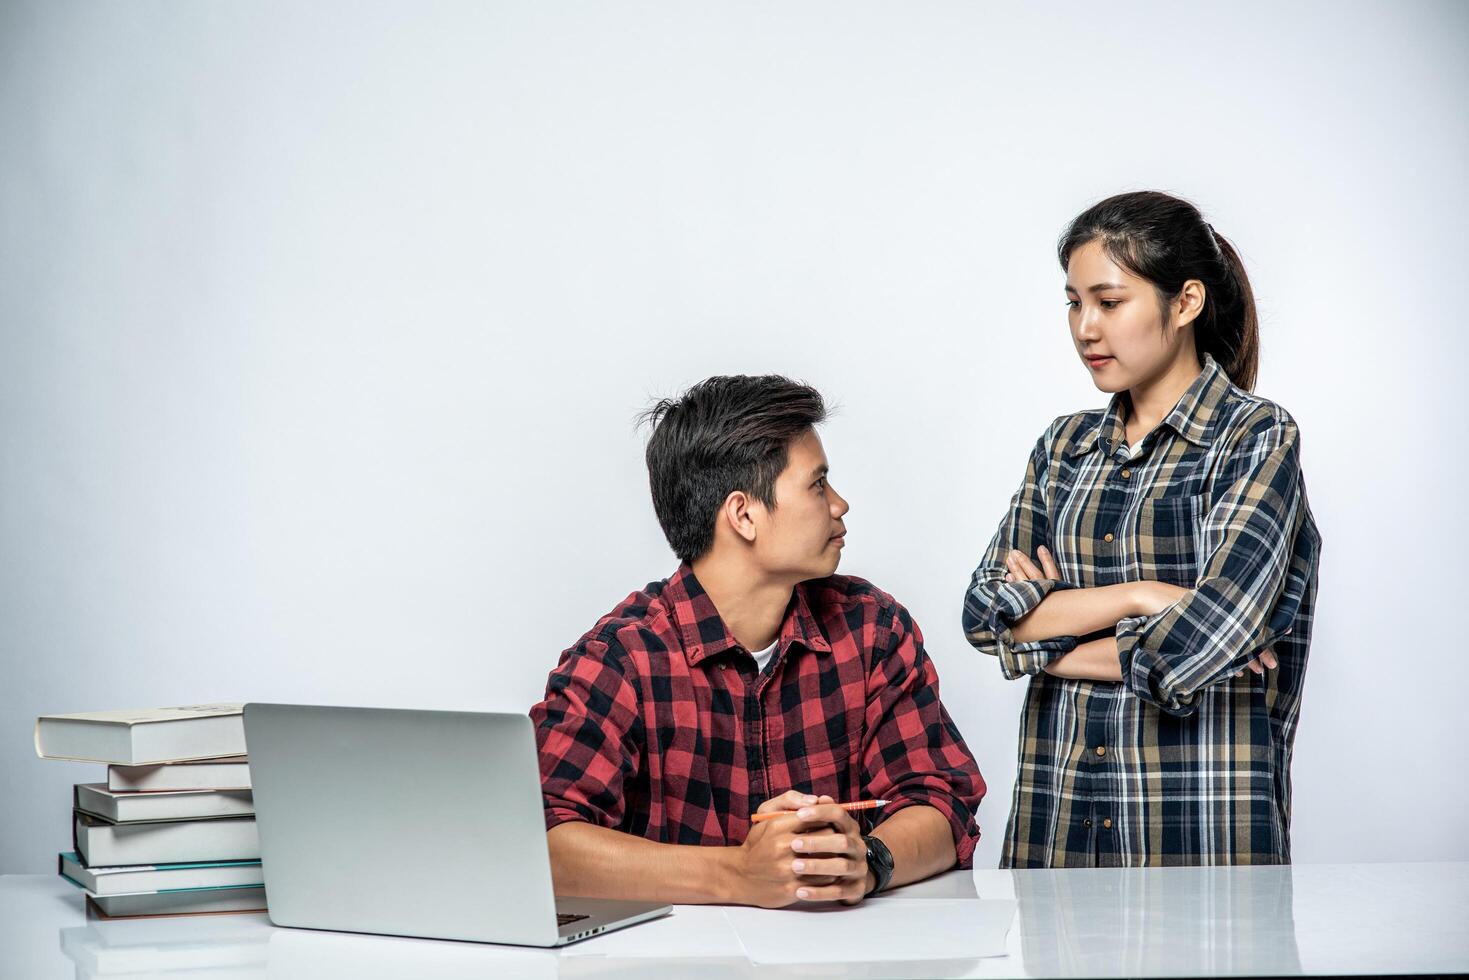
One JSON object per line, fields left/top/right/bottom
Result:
{"left": 1203, "top": 227, "right": 1259, "bottom": 392}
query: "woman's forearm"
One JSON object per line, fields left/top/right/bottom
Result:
{"left": 1042, "top": 636, "right": 1124, "bottom": 682}
{"left": 1010, "top": 583, "right": 1140, "bottom": 643}
{"left": 1010, "top": 580, "right": 1189, "bottom": 644}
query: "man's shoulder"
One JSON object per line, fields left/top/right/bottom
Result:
{"left": 566, "top": 577, "right": 679, "bottom": 665}
{"left": 800, "top": 573, "right": 906, "bottom": 623}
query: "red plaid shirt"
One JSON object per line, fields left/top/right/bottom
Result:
{"left": 531, "top": 564, "right": 986, "bottom": 867}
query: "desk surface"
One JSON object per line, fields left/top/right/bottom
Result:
{"left": 4, "top": 861, "right": 1466, "bottom": 978}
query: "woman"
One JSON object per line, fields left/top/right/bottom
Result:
{"left": 963, "top": 191, "right": 1321, "bottom": 868}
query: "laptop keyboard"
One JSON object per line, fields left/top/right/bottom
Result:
{"left": 557, "top": 912, "right": 591, "bottom": 926}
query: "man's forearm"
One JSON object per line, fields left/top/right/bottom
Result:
{"left": 1042, "top": 636, "right": 1124, "bottom": 682}
{"left": 548, "top": 821, "right": 734, "bottom": 903}
{"left": 1009, "top": 582, "right": 1141, "bottom": 643}
{"left": 869, "top": 804, "right": 959, "bottom": 892}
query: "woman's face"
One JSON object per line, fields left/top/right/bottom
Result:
{"left": 1064, "top": 240, "right": 1199, "bottom": 394}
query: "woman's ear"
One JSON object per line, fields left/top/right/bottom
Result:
{"left": 1173, "top": 278, "right": 1207, "bottom": 329}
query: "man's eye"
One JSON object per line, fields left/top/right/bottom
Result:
{"left": 813, "top": 479, "right": 827, "bottom": 491}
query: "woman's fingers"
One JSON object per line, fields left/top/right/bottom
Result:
{"left": 1038, "top": 546, "right": 1062, "bottom": 580}
{"left": 1261, "top": 648, "right": 1279, "bottom": 670}
{"left": 1247, "top": 658, "right": 1264, "bottom": 675}
{"left": 1009, "top": 550, "right": 1044, "bottom": 580}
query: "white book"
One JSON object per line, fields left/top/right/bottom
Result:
{"left": 108, "top": 756, "right": 251, "bottom": 792}
{"left": 75, "top": 783, "right": 254, "bottom": 823}
{"left": 36, "top": 704, "right": 245, "bottom": 765}
{"left": 74, "top": 811, "right": 260, "bottom": 866}
{"left": 87, "top": 885, "right": 268, "bottom": 919}
{"left": 58, "top": 851, "right": 264, "bottom": 896}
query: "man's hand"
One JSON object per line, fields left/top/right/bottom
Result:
{"left": 729, "top": 791, "right": 869, "bottom": 908}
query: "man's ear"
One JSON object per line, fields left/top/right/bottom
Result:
{"left": 720, "top": 490, "right": 758, "bottom": 545}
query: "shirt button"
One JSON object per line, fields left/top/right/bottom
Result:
{"left": 1103, "top": 533, "right": 1115, "bottom": 543}
{"left": 1095, "top": 745, "right": 1106, "bottom": 757}
{"left": 1121, "top": 469, "right": 1132, "bottom": 479}
{"left": 1103, "top": 818, "right": 1113, "bottom": 829}
{"left": 1083, "top": 818, "right": 1093, "bottom": 829}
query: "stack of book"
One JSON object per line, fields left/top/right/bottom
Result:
{"left": 35, "top": 704, "right": 267, "bottom": 919}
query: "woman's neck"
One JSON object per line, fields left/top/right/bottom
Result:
{"left": 1124, "top": 350, "right": 1203, "bottom": 447}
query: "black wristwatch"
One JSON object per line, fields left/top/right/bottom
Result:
{"left": 862, "top": 834, "right": 894, "bottom": 895}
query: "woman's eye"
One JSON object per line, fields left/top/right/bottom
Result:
{"left": 1064, "top": 300, "right": 1080, "bottom": 310}
{"left": 1101, "top": 299, "right": 1120, "bottom": 310}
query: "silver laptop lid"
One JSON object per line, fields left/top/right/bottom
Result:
{"left": 244, "top": 704, "right": 560, "bottom": 946}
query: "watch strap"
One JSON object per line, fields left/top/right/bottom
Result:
{"left": 862, "top": 833, "right": 895, "bottom": 894}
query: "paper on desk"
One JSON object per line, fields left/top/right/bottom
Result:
{"left": 725, "top": 898, "right": 1017, "bottom": 965}
{"left": 558, "top": 905, "right": 746, "bottom": 958}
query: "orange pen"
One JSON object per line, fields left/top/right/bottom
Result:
{"left": 749, "top": 799, "right": 889, "bottom": 823}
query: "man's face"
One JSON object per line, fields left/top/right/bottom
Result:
{"left": 748, "top": 429, "right": 850, "bottom": 582}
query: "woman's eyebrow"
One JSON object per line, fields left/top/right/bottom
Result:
{"left": 1065, "top": 282, "right": 1130, "bottom": 293}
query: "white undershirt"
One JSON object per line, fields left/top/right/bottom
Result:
{"left": 751, "top": 639, "right": 779, "bottom": 672}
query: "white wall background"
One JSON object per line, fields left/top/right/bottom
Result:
{"left": 3, "top": 0, "right": 1466, "bottom": 874}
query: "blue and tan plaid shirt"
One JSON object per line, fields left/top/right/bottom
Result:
{"left": 964, "top": 356, "right": 1321, "bottom": 867}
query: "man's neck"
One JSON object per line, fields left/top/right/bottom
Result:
{"left": 689, "top": 554, "right": 793, "bottom": 653}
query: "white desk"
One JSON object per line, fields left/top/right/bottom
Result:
{"left": 3, "top": 862, "right": 1466, "bottom": 978}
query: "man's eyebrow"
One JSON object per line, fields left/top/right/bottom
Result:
{"left": 810, "top": 465, "right": 829, "bottom": 481}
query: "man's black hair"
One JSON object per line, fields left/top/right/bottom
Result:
{"left": 639, "top": 375, "right": 827, "bottom": 564}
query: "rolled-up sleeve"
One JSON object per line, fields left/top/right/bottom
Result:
{"left": 529, "top": 636, "right": 644, "bottom": 831}
{"left": 1117, "top": 414, "right": 1311, "bottom": 716}
{"left": 963, "top": 430, "right": 1078, "bottom": 678}
{"left": 863, "top": 602, "right": 986, "bottom": 868}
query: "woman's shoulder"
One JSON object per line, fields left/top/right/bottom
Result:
{"left": 1034, "top": 407, "right": 1109, "bottom": 458}
{"left": 1211, "top": 382, "right": 1302, "bottom": 448}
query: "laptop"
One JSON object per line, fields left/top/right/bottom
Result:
{"left": 242, "top": 703, "right": 670, "bottom": 946}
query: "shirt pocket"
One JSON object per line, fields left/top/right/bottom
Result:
{"left": 788, "top": 729, "right": 857, "bottom": 802}
{"left": 1134, "top": 493, "right": 1207, "bottom": 587}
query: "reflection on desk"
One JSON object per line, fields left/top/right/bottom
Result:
{"left": 2, "top": 862, "right": 1466, "bottom": 978}
{"left": 1008, "top": 863, "right": 1300, "bottom": 977}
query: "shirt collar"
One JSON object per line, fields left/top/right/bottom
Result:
{"left": 1066, "top": 355, "right": 1232, "bottom": 459}
{"left": 663, "top": 563, "right": 832, "bottom": 667}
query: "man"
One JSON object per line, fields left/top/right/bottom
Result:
{"left": 531, "top": 375, "right": 984, "bottom": 907}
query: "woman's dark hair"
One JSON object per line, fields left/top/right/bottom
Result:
{"left": 639, "top": 375, "right": 827, "bottom": 564}
{"left": 1058, "top": 191, "right": 1259, "bottom": 391}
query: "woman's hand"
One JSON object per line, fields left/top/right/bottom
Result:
{"left": 1004, "top": 546, "right": 1061, "bottom": 583}
{"left": 1238, "top": 646, "right": 1278, "bottom": 677}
